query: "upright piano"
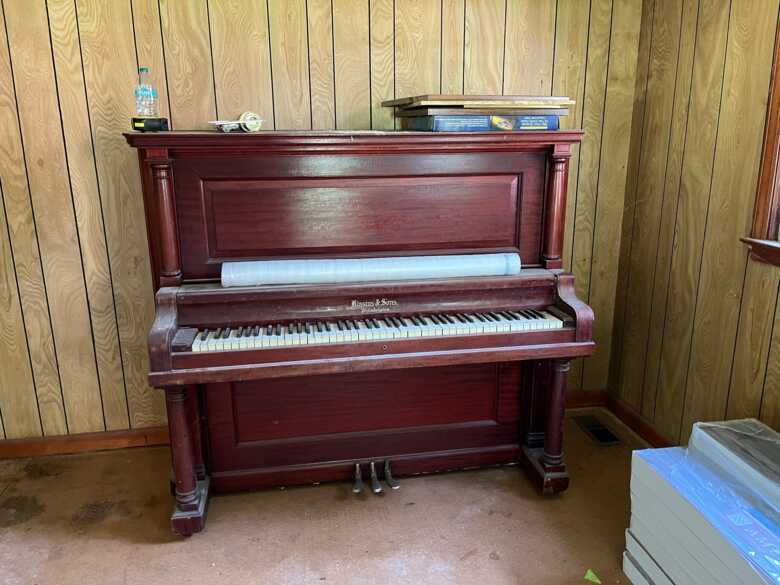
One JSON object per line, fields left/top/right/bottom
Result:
{"left": 125, "top": 130, "right": 594, "bottom": 536}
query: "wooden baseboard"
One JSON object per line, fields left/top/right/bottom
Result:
{"left": 566, "top": 389, "right": 608, "bottom": 408}
{"left": 604, "top": 394, "right": 674, "bottom": 448}
{"left": 0, "top": 426, "right": 169, "bottom": 459}
{"left": 0, "top": 390, "right": 671, "bottom": 459}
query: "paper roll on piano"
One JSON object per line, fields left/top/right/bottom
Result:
{"left": 221, "top": 253, "right": 522, "bottom": 287}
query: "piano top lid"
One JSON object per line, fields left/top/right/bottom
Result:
{"left": 123, "top": 129, "right": 584, "bottom": 151}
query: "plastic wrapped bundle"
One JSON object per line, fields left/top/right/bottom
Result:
{"left": 221, "top": 253, "right": 522, "bottom": 287}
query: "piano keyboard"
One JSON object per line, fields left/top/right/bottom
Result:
{"left": 191, "top": 310, "right": 563, "bottom": 352}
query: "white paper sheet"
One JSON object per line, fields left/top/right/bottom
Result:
{"left": 221, "top": 253, "right": 522, "bottom": 287}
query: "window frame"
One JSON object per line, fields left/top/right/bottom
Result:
{"left": 743, "top": 24, "right": 780, "bottom": 266}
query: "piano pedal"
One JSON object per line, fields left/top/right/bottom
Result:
{"left": 383, "top": 460, "right": 400, "bottom": 490}
{"left": 369, "top": 461, "right": 383, "bottom": 494}
{"left": 352, "top": 463, "right": 364, "bottom": 495}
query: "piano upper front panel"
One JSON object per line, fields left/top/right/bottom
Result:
{"left": 203, "top": 175, "right": 518, "bottom": 259}
{"left": 172, "top": 151, "right": 547, "bottom": 281}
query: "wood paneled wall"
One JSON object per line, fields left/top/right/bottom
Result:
{"left": 0, "top": 0, "right": 642, "bottom": 440}
{"left": 611, "top": 0, "right": 780, "bottom": 442}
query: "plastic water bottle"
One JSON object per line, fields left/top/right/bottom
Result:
{"left": 134, "top": 67, "right": 159, "bottom": 117}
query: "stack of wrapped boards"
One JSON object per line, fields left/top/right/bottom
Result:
{"left": 624, "top": 419, "right": 780, "bottom": 585}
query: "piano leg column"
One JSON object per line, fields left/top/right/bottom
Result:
{"left": 521, "top": 358, "right": 570, "bottom": 495}
{"left": 166, "top": 386, "right": 209, "bottom": 536}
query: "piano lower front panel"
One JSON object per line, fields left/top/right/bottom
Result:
{"left": 204, "top": 362, "right": 523, "bottom": 492}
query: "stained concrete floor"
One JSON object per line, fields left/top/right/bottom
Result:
{"left": 0, "top": 408, "right": 645, "bottom": 585}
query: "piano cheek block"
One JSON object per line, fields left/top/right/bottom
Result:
{"left": 127, "top": 130, "right": 592, "bottom": 536}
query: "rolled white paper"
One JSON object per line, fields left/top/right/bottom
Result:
{"left": 221, "top": 253, "right": 521, "bottom": 287}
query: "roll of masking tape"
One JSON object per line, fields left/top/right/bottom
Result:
{"left": 239, "top": 111, "right": 263, "bottom": 132}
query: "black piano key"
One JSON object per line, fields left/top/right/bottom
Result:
{"left": 473, "top": 313, "right": 487, "bottom": 322}
{"left": 440, "top": 314, "right": 454, "bottom": 324}
{"left": 253, "top": 325, "right": 261, "bottom": 336}
{"left": 287, "top": 323, "right": 294, "bottom": 334}
{"left": 455, "top": 314, "right": 468, "bottom": 323}
{"left": 393, "top": 317, "right": 404, "bottom": 327}
{"left": 366, "top": 320, "right": 375, "bottom": 329}
{"left": 199, "top": 329, "right": 209, "bottom": 341}
{"left": 336, "top": 321, "right": 345, "bottom": 331}
{"left": 316, "top": 322, "right": 323, "bottom": 333}
{"left": 499, "top": 311, "right": 515, "bottom": 321}
{"left": 214, "top": 328, "right": 222, "bottom": 338}
{"left": 531, "top": 310, "right": 546, "bottom": 318}
{"left": 244, "top": 327, "right": 252, "bottom": 337}
{"left": 304, "top": 322, "right": 311, "bottom": 334}
{"left": 221, "top": 328, "right": 231, "bottom": 338}
{"left": 411, "top": 316, "right": 422, "bottom": 326}
{"left": 462, "top": 313, "right": 475, "bottom": 322}
{"left": 266, "top": 324, "right": 273, "bottom": 335}
{"left": 275, "top": 324, "right": 282, "bottom": 336}
{"left": 507, "top": 310, "right": 524, "bottom": 320}
{"left": 236, "top": 326, "right": 244, "bottom": 337}
{"left": 522, "top": 310, "right": 539, "bottom": 319}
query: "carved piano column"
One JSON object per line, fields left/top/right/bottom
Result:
{"left": 166, "top": 386, "right": 208, "bottom": 535}
{"left": 152, "top": 162, "right": 182, "bottom": 286}
{"left": 542, "top": 358, "right": 570, "bottom": 468}
{"left": 521, "top": 357, "right": 571, "bottom": 495}
{"left": 542, "top": 149, "right": 571, "bottom": 270}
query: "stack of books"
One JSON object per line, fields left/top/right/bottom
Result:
{"left": 382, "top": 95, "right": 574, "bottom": 132}
{"left": 624, "top": 419, "right": 779, "bottom": 585}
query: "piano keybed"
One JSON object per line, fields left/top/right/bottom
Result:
{"left": 191, "top": 309, "right": 563, "bottom": 352}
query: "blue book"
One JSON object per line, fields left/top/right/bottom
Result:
{"left": 400, "top": 114, "right": 560, "bottom": 132}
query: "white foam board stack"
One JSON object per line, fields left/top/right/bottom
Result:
{"left": 622, "top": 419, "right": 780, "bottom": 585}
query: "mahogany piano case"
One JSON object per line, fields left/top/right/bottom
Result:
{"left": 125, "top": 131, "right": 593, "bottom": 535}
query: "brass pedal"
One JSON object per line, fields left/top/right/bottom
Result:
{"left": 352, "top": 463, "right": 364, "bottom": 494}
{"left": 384, "top": 460, "right": 400, "bottom": 490}
{"left": 369, "top": 461, "right": 383, "bottom": 494}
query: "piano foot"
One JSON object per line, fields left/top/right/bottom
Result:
{"left": 171, "top": 476, "right": 210, "bottom": 537}
{"left": 521, "top": 445, "right": 570, "bottom": 495}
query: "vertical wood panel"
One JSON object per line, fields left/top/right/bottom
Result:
{"left": 0, "top": 180, "right": 35, "bottom": 440}
{"left": 77, "top": 0, "right": 163, "bottom": 428}
{"left": 48, "top": 0, "right": 129, "bottom": 430}
{"left": 568, "top": 0, "right": 613, "bottom": 390}
{"left": 369, "top": 0, "right": 395, "bottom": 130}
{"left": 0, "top": 0, "right": 56, "bottom": 438}
{"left": 652, "top": 0, "right": 730, "bottom": 440}
{"left": 761, "top": 294, "right": 780, "bottom": 429}
{"left": 5, "top": 0, "right": 104, "bottom": 434}
{"left": 307, "top": 0, "right": 336, "bottom": 129}
{"left": 556, "top": 0, "right": 592, "bottom": 273}
{"left": 682, "top": 0, "right": 780, "bottom": 438}
{"left": 617, "top": 0, "right": 683, "bottom": 408}
{"left": 464, "top": 0, "right": 505, "bottom": 94}
{"left": 639, "top": 0, "right": 698, "bottom": 418}
{"left": 333, "top": 0, "right": 371, "bottom": 129}
{"left": 503, "top": 0, "right": 556, "bottom": 95}
{"left": 610, "top": 0, "right": 654, "bottom": 391}
{"left": 583, "top": 0, "right": 643, "bottom": 391}
{"left": 131, "top": 0, "right": 170, "bottom": 120}
{"left": 268, "top": 0, "right": 312, "bottom": 129}
{"left": 159, "top": 0, "right": 216, "bottom": 128}
{"left": 727, "top": 260, "right": 780, "bottom": 419}
{"left": 209, "top": 0, "right": 275, "bottom": 126}
{"left": 441, "top": 0, "right": 466, "bottom": 94}
{"left": 395, "top": 0, "right": 442, "bottom": 98}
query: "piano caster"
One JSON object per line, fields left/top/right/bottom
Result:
{"left": 383, "top": 460, "right": 400, "bottom": 490}
{"left": 352, "top": 463, "right": 364, "bottom": 494}
{"left": 369, "top": 461, "right": 383, "bottom": 494}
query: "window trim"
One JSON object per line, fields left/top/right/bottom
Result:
{"left": 743, "top": 21, "right": 780, "bottom": 266}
